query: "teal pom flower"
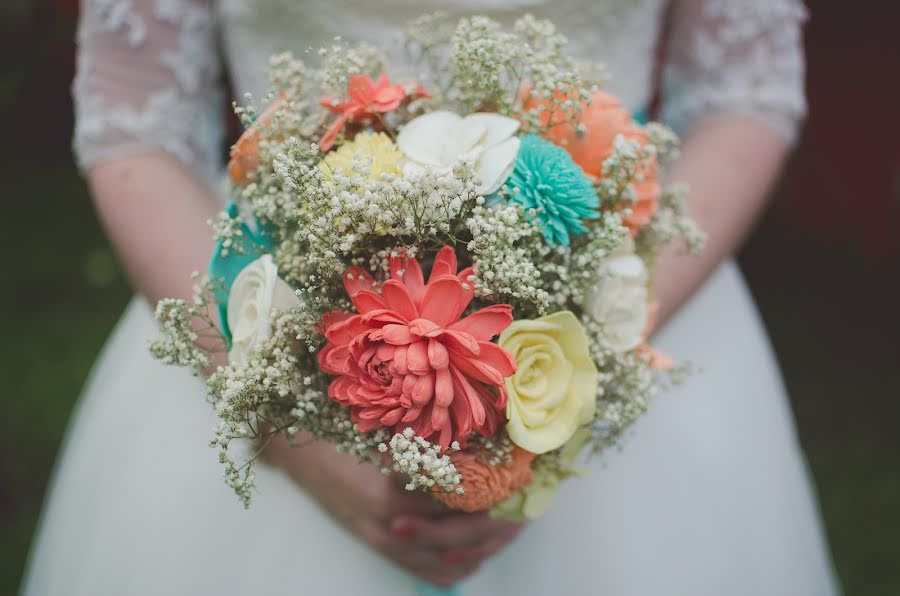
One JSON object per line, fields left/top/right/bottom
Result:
{"left": 503, "top": 135, "right": 599, "bottom": 247}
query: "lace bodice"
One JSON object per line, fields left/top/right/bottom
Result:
{"left": 73, "top": 0, "right": 807, "bottom": 179}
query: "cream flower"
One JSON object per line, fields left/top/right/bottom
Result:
{"left": 498, "top": 311, "right": 598, "bottom": 454}
{"left": 319, "top": 131, "right": 402, "bottom": 181}
{"left": 396, "top": 110, "right": 521, "bottom": 194}
{"left": 583, "top": 236, "right": 650, "bottom": 352}
{"left": 227, "top": 255, "right": 301, "bottom": 366}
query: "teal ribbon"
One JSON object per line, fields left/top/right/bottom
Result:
{"left": 415, "top": 580, "right": 461, "bottom": 596}
{"left": 207, "top": 203, "right": 275, "bottom": 345}
{"left": 632, "top": 105, "right": 650, "bottom": 125}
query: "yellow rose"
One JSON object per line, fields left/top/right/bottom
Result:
{"left": 499, "top": 311, "right": 598, "bottom": 454}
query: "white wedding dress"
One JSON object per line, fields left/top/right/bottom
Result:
{"left": 22, "top": 1, "right": 839, "bottom": 594}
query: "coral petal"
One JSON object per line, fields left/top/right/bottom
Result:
{"left": 448, "top": 304, "right": 513, "bottom": 340}
{"left": 401, "top": 407, "right": 422, "bottom": 423}
{"left": 407, "top": 341, "right": 430, "bottom": 375}
{"left": 432, "top": 405, "right": 450, "bottom": 432}
{"left": 434, "top": 367, "right": 453, "bottom": 407}
{"left": 412, "top": 372, "right": 435, "bottom": 406}
{"left": 343, "top": 267, "right": 378, "bottom": 296}
{"left": 390, "top": 253, "right": 425, "bottom": 305}
{"left": 475, "top": 341, "right": 517, "bottom": 377}
{"left": 428, "top": 338, "right": 450, "bottom": 370}
{"left": 450, "top": 366, "right": 486, "bottom": 427}
{"left": 381, "top": 407, "right": 405, "bottom": 426}
{"left": 408, "top": 318, "right": 442, "bottom": 337}
{"left": 324, "top": 315, "right": 368, "bottom": 346}
{"left": 442, "top": 329, "right": 480, "bottom": 356}
{"left": 430, "top": 246, "right": 458, "bottom": 280}
{"left": 381, "top": 324, "right": 414, "bottom": 345}
{"left": 381, "top": 280, "right": 419, "bottom": 320}
{"left": 352, "top": 290, "right": 387, "bottom": 314}
{"left": 419, "top": 276, "right": 464, "bottom": 327}
{"left": 361, "top": 309, "right": 409, "bottom": 326}
{"left": 448, "top": 349, "right": 503, "bottom": 385}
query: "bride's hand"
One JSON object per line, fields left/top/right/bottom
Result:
{"left": 266, "top": 435, "right": 523, "bottom": 587}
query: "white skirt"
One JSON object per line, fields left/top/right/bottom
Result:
{"left": 21, "top": 261, "right": 839, "bottom": 595}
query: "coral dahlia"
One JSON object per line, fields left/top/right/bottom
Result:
{"left": 318, "top": 247, "right": 516, "bottom": 448}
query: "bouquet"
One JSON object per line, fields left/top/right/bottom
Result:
{"left": 151, "top": 13, "right": 704, "bottom": 520}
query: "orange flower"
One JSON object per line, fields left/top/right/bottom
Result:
{"left": 319, "top": 74, "right": 428, "bottom": 152}
{"left": 521, "top": 87, "right": 660, "bottom": 234}
{"left": 228, "top": 92, "right": 288, "bottom": 184}
{"left": 434, "top": 447, "right": 535, "bottom": 513}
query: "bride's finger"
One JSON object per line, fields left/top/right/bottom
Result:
{"left": 441, "top": 523, "right": 523, "bottom": 565}
{"left": 392, "top": 511, "right": 522, "bottom": 549}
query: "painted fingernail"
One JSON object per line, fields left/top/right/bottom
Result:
{"left": 443, "top": 551, "right": 463, "bottom": 565}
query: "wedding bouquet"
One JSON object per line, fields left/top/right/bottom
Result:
{"left": 151, "top": 13, "right": 703, "bottom": 520}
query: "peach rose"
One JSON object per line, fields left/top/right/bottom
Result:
{"left": 521, "top": 88, "right": 660, "bottom": 234}
{"left": 433, "top": 447, "right": 535, "bottom": 513}
{"left": 521, "top": 87, "right": 629, "bottom": 180}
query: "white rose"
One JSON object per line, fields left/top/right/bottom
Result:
{"left": 227, "top": 255, "right": 300, "bottom": 366}
{"left": 583, "top": 237, "right": 649, "bottom": 352}
{"left": 396, "top": 110, "right": 521, "bottom": 194}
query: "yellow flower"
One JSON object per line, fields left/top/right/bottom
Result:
{"left": 319, "top": 131, "right": 402, "bottom": 181}
{"left": 499, "top": 310, "right": 598, "bottom": 454}
{"left": 492, "top": 428, "right": 592, "bottom": 521}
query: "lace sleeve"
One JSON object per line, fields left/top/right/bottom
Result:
{"left": 660, "top": 0, "right": 808, "bottom": 143}
{"left": 72, "top": 0, "right": 223, "bottom": 178}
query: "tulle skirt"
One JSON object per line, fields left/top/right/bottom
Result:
{"left": 21, "top": 261, "right": 839, "bottom": 595}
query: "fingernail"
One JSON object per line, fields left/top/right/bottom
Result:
{"left": 443, "top": 551, "right": 463, "bottom": 565}
{"left": 392, "top": 523, "right": 415, "bottom": 539}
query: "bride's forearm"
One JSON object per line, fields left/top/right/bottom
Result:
{"left": 87, "top": 152, "right": 221, "bottom": 309}
{"left": 652, "top": 113, "right": 791, "bottom": 329}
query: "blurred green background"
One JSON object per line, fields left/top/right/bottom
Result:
{"left": 1, "top": 1, "right": 898, "bottom": 594}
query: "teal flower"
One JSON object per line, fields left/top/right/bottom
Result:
{"left": 503, "top": 135, "right": 599, "bottom": 247}
{"left": 208, "top": 203, "right": 275, "bottom": 345}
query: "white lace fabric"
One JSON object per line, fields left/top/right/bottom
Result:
{"left": 661, "top": 0, "right": 808, "bottom": 142}
{"left": 72, "top": 0, "right": 222, "bottom": 180}
{"left": 72, "top": 0, "right": 807, "bottom": 176}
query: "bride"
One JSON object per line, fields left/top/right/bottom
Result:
{"left": 22, "top": 0, "right": 839, "bottom": 594}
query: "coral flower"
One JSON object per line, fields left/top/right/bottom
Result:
{"left": 318, "top": 247, "right": 517, "bottom": 448}
{"left": 522, "top": 88, "right": 629, "bottom": 180}
{"left": 319, "top": 74, "right": 427, "bottom": 152}
{"left": 521, "top": 87, "right": 660, "bottom": 235}
{"left": 433, "top": 447, "right": 535, "bottom": 513}
{"left": 228, "top": 91, "right": 288, "bottom": 184}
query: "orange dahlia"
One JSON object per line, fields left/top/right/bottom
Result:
{"left": 433, "top": 447, "right": 535, "bottom": 513}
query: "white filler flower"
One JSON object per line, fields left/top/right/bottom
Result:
{"left": 227, "top": 255, "right": 301, "bottom": 366}
{"left": 583, "top": 237, "right": 650, "bottom": 352}
{"left": 396, "top": 110, "right": 521, "bottom": 195}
